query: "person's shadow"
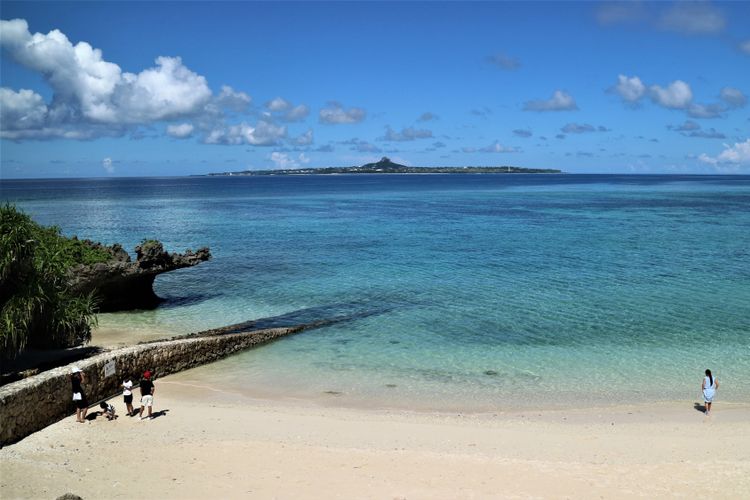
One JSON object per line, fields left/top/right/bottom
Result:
{"left": 149, "top": 409, "right": 170, "bottom": 420}
{"left": 693, "top": 402, "right": 706, "bottom": 413}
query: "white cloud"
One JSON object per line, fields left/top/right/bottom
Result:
{"left": 480, "top": 141, "right": 520, "bottom": 153}
{"left": 687, "top": 102, "right": 723, "bottom": 119}
{"left": 649, "top": 80, "right": 692, "bottom": 109}
{"left": 523, "top": 90, "right": 577, "bottom": 111}
{"left": 418, "top": 112, "right": 438, "bottom": 122}
{"left": 215, "top": 85, "right": 251, "bottom": 112}
{"left": 612, "top": 74, "right": 646, "bottom": 103}
{"left": 719, "top": 87, "right": 747, "bottom": 108}
{"left": 269, "top": 152, "right": 310, "bottom": 169}
{"left": 379, "top": 126, "right": 433, "bottom": 141}
{"left": 698, "top": 139, "right": 750, "bottom": 167}
{"left": 204, "top": 120, "right": 286, "bottom": 146}
{"left": 659, "top": 3, "right": 726, "bottom": 35}
{"left": 319, "top": 102, "right": 366, "bottom": 124}
{"left": 561, "top": 123, "right": 596, "bottom": 134}
{"left": 264, "top": 97, "right": 309, "bottom": 122}
{"left": 740, "top": 40, "right": 750, "bottom": 55}
{"left": 292, "top": 129, "right": 313, "bottom": 146}
{"left": 266, "top": 97, "right": 291, "bottom": 112}
{"left": 0, "top": 18, "right": 224, "bottom": 140}
{"left": 0, "top": 87, "right": 48, "bottom": 131}
{"left": 166, "top": 123, "right": 194, "bottom": 139}
{"left": 102, "top": 157, "right": 114, "bottom": 173}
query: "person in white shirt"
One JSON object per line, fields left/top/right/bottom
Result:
{"left": 122, "top": 378, "right": 135, "bottom": 416}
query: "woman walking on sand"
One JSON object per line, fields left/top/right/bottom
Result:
{"left": 702, "top": 369, "right": 719, "bottom": 416}
{"left": 70, "top": 366, "right": 88, "bottom": 423}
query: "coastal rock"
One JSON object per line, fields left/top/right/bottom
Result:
{"left": 68, "top": 240, "right": 210, "bottom": 312}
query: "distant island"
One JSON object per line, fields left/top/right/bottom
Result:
{"left": 207, "top": 157, "right": 561, "bottom": 176}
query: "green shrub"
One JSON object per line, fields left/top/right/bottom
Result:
{"left": 0, "top": 204, "right": 98, "bottom": 359}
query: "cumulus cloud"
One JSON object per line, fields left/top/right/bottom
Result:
{"left": 102, "top": 157, "right": 114, "bottom": 173}
{"left": 166, "top": 123, "right": 194, "bottom": 139}
{"left": 341, "top": 138, "right": 381, "bottom": 153}
{"left": 292, "top": 129, "right": 314, "bottom": 146}
{"left": 597, "top": 2, "right": 726, "bottom": 36}
{"left": 523, "top": 90, "right": 577, "bottom": 111}
{"left": 265, "top": 97, "right": 309, "bottom": 122}
{"left": 214, "top": 86, "right": 251, "bottom": 112}
{"left": 0, "top": 87, "right": 48, "bottom": 131}
{"left": 418, "top": 112, "right": 438, "bottom": 122}
{"left": 671, "top": 120, "right": 701, "bottom": 132}
{"left": 486, "top": 52, "right": 521, "bottom": 70}
{"left": 719, "top": 87, "right": 747, "bottom": 108}
{"left": 689, "top": 128, "right": 725, "bottom": 139}
{"left": 513, "top": 129, "right": 532, "bottom": 138}
{"left": 463, "top": 141, "right": 520, "bottom": 153}
{"left": 0, "top": 18, "right": 225, "bottom": 140}
{"left": 203, "top": 120, "right": 286, "bottom": 146}
{"left": 268, "top": 152, "right": 310, "bottom": 170}
{"left": 659, "top": 2, "right": 726, "bottom": 35}
{"left": 470, "top": 107, "right": 493, "bottom": 118}
{"left": 561, "top": 123, "right": 595, "bottom": 134}
{"left": 319, "top": 102, "right": 366, "bottom": 124}
{"left": 698, "top": 139, "right": 750, "bottom": 167}
{"left": 687, "top": 102, "right": 723, "bottom": 119}
{"left": 480, "top": 141, "right": 520, "bottom": 153}
{"left": 650, "top": 80, "right": 692, "bottom": 109}
{"left": 611, "top": 74, "right": 646, "bottom": 103}
{"left": 379, "top": 126, "right": 433, "bottom": 142}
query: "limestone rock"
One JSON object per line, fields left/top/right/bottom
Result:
{"left": 68, "top": 240, "right": 210, "bottom": 311}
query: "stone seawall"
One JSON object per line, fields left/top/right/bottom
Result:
{"left": 0, "top": 325, "right": 304, "bottom": 446}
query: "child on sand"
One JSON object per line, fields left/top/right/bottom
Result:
{"left": 99, "top": 401, "right": 117, "bottom": 420}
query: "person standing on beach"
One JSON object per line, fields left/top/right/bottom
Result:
{"left": 123, "top": 378, "right": 135, "bottom": 416}
{"left": 702, "top": 369, "right": 719, "bottom": 415}
{"left": 138, "top": 371, "right": 155, "bottom": 420}
{"left": 70, "top": 366, "right": 88, "bottom": 423}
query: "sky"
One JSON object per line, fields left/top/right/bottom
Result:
{"left": 0, "top": 1, "right": 749, "bottom": 178}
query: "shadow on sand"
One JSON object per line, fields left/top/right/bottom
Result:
{"left": 693, "top": 402, "right": 706, "bottom": 413}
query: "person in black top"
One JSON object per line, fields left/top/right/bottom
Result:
{"left": 138, "top": 370, "right": 156, "bottom": 420}
{"left": 70, "top": 366, "right": 88, "bottom": 423}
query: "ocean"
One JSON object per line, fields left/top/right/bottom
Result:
{"left": 2, "top": 174, "right": 749, "bottom": 410}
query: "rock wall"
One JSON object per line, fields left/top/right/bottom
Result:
{"left": 0, "top": 325, "right": 303, "bottom": 446}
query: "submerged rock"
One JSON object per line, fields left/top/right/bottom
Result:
{"left": 68, "top": 240, "right": 210, "bottom": 312}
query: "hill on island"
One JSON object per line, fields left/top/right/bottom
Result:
{"left": 207, "top": 157, "right": 561, "bottom": 176}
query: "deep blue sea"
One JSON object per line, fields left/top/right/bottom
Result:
{"left": 2, "top": 174, "right": 749, "bottom": 410}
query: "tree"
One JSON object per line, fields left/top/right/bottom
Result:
{"left": 0, "top": 204, "right": 98, "bottom": 359}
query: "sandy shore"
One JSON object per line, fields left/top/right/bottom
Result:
{"left": 1, "top": 377, "right": 748, "bottom": 499}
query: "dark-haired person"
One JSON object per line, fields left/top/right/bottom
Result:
{"left": 138, "top": 370, "right": 155, "bottom": 421}
{"left": 702, "top": 369, "right": 719, "bottom": 416}
{"left": 70, "top": 366, "right": 88, "bottom": 423}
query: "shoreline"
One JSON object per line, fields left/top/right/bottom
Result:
{"left": 2, "top": 374, "right": 749, "bottom": 498}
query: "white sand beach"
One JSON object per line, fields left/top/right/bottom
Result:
{"left": 1, "top": 376, "right": 748, "bottom": 499}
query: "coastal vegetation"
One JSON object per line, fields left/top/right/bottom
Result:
{"left": 0, "top": 204, "right": 99, "bottom": 359}
{"left": 208, "top": 157, "right": 562, "bottom": 176}
{"left": 0, "top": 206, "right": 211, "bottom": 360}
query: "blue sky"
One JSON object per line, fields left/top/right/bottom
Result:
{"left": 1, "top": 1, "right": 748, "bottom": 178}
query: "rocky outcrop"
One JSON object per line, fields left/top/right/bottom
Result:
{"left": 68, "top": 240, "right": 210, "bottom": 312}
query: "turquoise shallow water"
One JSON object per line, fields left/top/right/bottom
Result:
{"left": 3, "top": 174, "right": 749, "bottom": 409}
